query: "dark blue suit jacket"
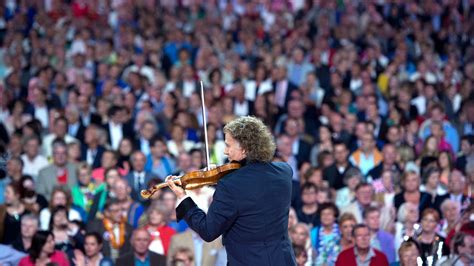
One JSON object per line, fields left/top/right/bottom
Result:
{"left": 177, "top": 161, "right": 297, "bottom": 266}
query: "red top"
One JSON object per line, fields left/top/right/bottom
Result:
{"left": 145, "top": 225, "right": 176, "bottom": 255}
{"left": 57, "top": 171, "right": 68, "bottom": 185}
{"left": 335, "top": 247, "right": 389, "bottom": 266}
{"left": 19, "top": 251, "right": 70, "bottom": 266}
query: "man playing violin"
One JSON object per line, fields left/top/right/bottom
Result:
{"left": 166, "top": 116, "right": 297, "bottom": 266}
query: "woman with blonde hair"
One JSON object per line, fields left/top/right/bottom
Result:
{"left": 143, "top": 201, "right": 176, "bottom": 256}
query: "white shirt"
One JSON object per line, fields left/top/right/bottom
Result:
{"left": 234, "top": 100, "right": 249, "bottom": 116}
{"left": 39, "top": 208, "right": 82, "bottom": 230}
{"left": 183, "top": 80, "right": 196, "bottom": 98}
{"left": 109, "top": 122, "right": 123, "bottom": 150}
{"left": 21, "top": 154, "right": 49, "bottom": 180}
{"left": 34, "top": 106, "right": 49, "bottom": 129}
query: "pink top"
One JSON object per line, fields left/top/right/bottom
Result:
{"left": 19, "top": 251, "right": 70, "bottom": 266}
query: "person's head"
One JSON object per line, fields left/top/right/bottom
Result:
{"left": 52, "top": 140, "right": 68, "bottom": 167}
{"left": 386, "top": 125, "right": 401, "bottom": 144}
{"left": 150, "top": 137, "right": 168, "bottom": 158}
{"left": 440, "top": 199, "right": 461, "bottom": 223}
{"left": 343, "top": 167, "right": 362, "bottom": 191}
{"left": 84, "top": 232, "right": 103, "bottom": 258}
{"left": 339, "top": 213, "right": 357, "bottom": 242}
{"left": 146, "top": 201, "right": 171, "bottom": 226}
{"left": 131, "top": 228, "right": 151, "bottom": 257}
{"left": 160, "top": 189, "right": 177, "bottom": 211}
{"left": 104, "top": 168, "right": 121, "bottom": 188}
{"left": 6, "top": 156, "right": 23, "bottom": 177}
{"left": 401, "top": 170, "right": 420, "bottom": 192}
{"left": 53, "top": 116, "right": 68, "bottom": 137}
{"left": 397, "top": 202, "right": 419, "bottom": 224}
{"left": 118, "top": 137, "right": 134, "bottom": 156}
{"left": 84, "top": 124, "right": 100, "bottom": 146}
{"left": 420, "top": 208, "right": 440, "bottom": 234}
{"left": 67, "top": 141, "right": 81, "bottom": 162}
{"left": 333, "top": 141, "right": 349, "bottom": 165}
{"left": 398, "top": 240, "right": 420, "bottom": 266}
{"left": 101, "top": 150, "right": 118, "bottom": 169}
{"left": 361, "top": 133, "right": 375, "bottom": 152}
{"left": 172, "top": 247, "right": 194, "bottom": 266}
{"left": 76, "top": 163, "right": 92, "bottom": 186}
{"left": 423, "top": 135, "right": 439, "bottom": 155}
{"left": 21, "top": 214, "right": 39, "bottom": 239}
{"left": 4, "top": 181, "right": 21, "bottom": 205}
{"left": 104, "top": 198, "right": 123, "bottom": 223}
{"left": 353, "top": 224, "right": 371, "bottom": 250}
{"left": 318, "top": 202, "right": 339, "bottom": 227}
{"left": 355, "top": 182, "right": 373, "bottom": 206}
{"left": 23, "top": 136, "right": 41, "bottom": 158}
{"left": 289, "top": 223, "right": 310, "bottom": 247}
{"left": 130, "top": 150, "right": 146, "bottom": 172}
{"left": 300, "top": 183, "right": 318, "bottom": 205}
{"left": 364, "top": 206, "right": 381, "bottom": 232}
{"left": 29, "top": 231, "right": 55, "bottom": 262}
{"left": 139, "top": 120, "right": 156, "bottom": 140}
{"left": 382, "top": 144, "right": 397, "bottom": 165}
{"left": 49, "top": 186, "right": 72, "bottom": 210}
{"left": 451, "top": 232, "right": 474, "bottom": 258}
{"left": 112, "top": 178, "right": 131, "bottom": 201}
{"left": 438, "top": 151, "right": 452, "bottom": 170}
{"left": 449, "top": 169, "right": 466, "bottom": 195}
{"left": 293, "top": 244, "right": 308, "bottom": 266}
{"left": 422, "top": 167, "right": 440, "bottom": 189}
{"left": 49, "top": 205, "right": 68, "bottom": 230}
{"left": 223, "top": 116, "right": 275, "bottom": 162}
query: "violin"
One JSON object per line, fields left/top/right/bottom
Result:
{"left": 140, "top": 162, "right": 240, "bottom": 199}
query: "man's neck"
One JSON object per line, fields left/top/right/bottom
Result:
{"left": 22, "top": 237, "right": 32, "bottom": 249}
{"left": 88, "top": 253, "right": 101, "bottom": 264}
{"left": 336, "top": 161, "right": 347, "bottom": 168}
{"left": 357, "top": 247, "right": 369, "bottom": 257}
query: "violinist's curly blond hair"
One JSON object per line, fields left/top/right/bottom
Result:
{"left": 223, "top": 116, "right": 275, "bottom": 162}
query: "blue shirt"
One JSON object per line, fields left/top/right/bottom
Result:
{"left": 134, "top": 254, "right": 150, "bottom": 266}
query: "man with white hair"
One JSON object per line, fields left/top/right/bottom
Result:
{"left": 439, "top": 199, "right": 461, "bottom": 238}
{"left": 434, "top": 170, "right": 470, "bottom": 212}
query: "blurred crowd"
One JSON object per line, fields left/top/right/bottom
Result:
{"left": 0, "top": 0, "right": 474, "bottom": 265}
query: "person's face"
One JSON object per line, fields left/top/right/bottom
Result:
{"left": 365, "top": 211, "right": 380, "bottom": 231}
{"left": 53, "top": 210, "right": 68, "bottom": 227}
{"left": 383, "top": 146, "right": 397, "bottom": 164}
{"left": 296, "top": 251, "right": 308, "bottom": 266}
{"left": 291, "top": 226, "right": 308, "bottom": 246}
{"left": 438, "top": 152, "right": 450, "bottom": 168}
{"left": 308, "top": 170, "right": 322, "bottom": 186}
{"left": 52, "top": 192, "right": 67, "bottom": 207}
{"left": 132, "top": 231, "right": 151, "bottom": 255}
{"left": 458, "top": 236, "right": 474, "bottom": 259}
{"left": 361, "top": 134, "right": 375, "bottom": 151}
{"left": 354, "top": 227, "right": 371, "bottom": 250}
{"left": 148, "top": 210, "right": 164, "bottom": 226}
{"left": 21, "top": 219, "right": 38, "bottom": 238}
{"left": 67, "top": 144, "right": 81, "bottom": 160}
{"left": 381, "top": 171, "right": 393, "bottom": 190}
{"left": 106, "top": 204, "right": 123, "bottom": 223}
{"left": 421, "top": 213, "right": 438, "bottom": 233}
{"left": 301, "top": 188, "right": 317, "bottom": 205}
{"left": 319, "top": 127, "right": 331, "bottom": 142}
{"left": 334, "top": 144, "right": 348, "bottom": 164}
{"left": 84, "top": 127, "right": 96, "bottom": 144}
{"left": 406, "top": 204, "right": 419, "bottom": 223}
{"left": 224, "top": 133, "right": 246, "bottom": 162}
{"left": 6, "top": 160, "right": 21, "bottom": 175}
{"left": 113, "top": 180, "right": 129, "bottom": 200}
{"left": 53, "top": 146, "right": 68, "bottom": 166}
{"left": 119, "top": 140, "right": 133, "bottom": 155}
{"left": 288, "top": 209, "right": 297, "bottom": 229}
{"left": 173, "top": 252, "right": 193, "bottom": 266}
{"left": 341, "top": 220, "right": 356, "bottom": 241}
{"left": 84, "top": 236, "right": 102, "bottom": 257}
{"left": 427, "top": 171, "right": 440, "bottom": 188}
{"left": 78, "top": 168, "right": 91, "bottom": 185}
{"left": 25, "top": 139, "right": 40, "bottom": 157}
{"left": 400, "top": 246, "right": 419, "bottom": 266}
{"left": 141, "top": 123, "right": 155, "bottom": 139}
{"left": 132, "top": 153, "right": 146, "bottom": 172}
{"left": 42, "top": 235, "right": 55, "bottom": 255}
{"left": 105, "top": 170, "right": 120, "bottom": 188}
{"left": 404, "top": 173, "right": 420, "bottom": 192}
{"left": 426, "top": 137, "right": 438, "bottom": 152}
{"left": 161, "top": 192, "right": 176, "bottom": 211}
{"left": 101, "top": 152, "right": 116, "bottom": 169}
{"left": 449, "top": 172, "right": 466, "bottom": 194}
{"left": 171, "top": 126, "right": 185, "bottom": 142}
{"left": 55, "top": 120, "right": 67, "bottom": 137}
{"left": 4, "top": 186, "right": 18, "bottom": 204}
{"left": 347, "top": 176, "right": 361, "bottom": 191}
{"left": 320, "top": 208, "right": 336, "bottom": 227}
{"left": 443, "top": 203, "right": 460, "bottom": 223}
{"left": 355, "top": 186, "right": 373, "bottom": 206}
{"left": 151, "top": 141, "right": 166, "bottom": 158}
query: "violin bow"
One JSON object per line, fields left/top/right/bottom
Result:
{"left": 200, "top": 81, "right": 211, "bottom": 170}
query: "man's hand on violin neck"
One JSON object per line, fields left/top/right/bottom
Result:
{"left": 166, "top": 175, "right": 187, "bottom": 200}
